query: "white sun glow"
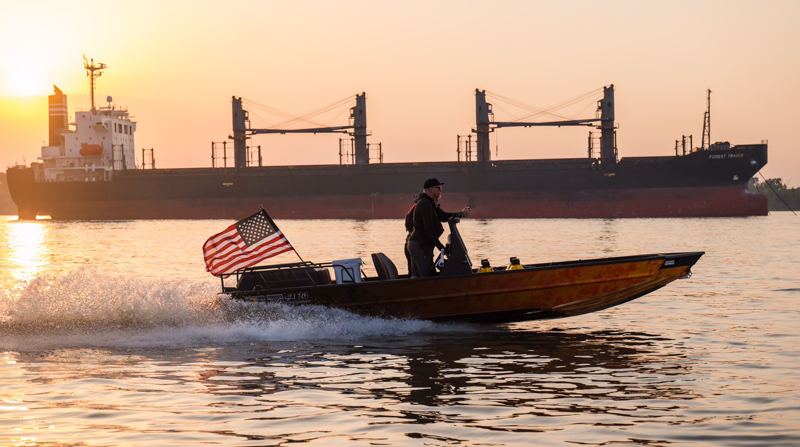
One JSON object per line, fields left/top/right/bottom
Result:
{"left": 0, "top": 7, "right": 62, "bottom": 97}
{"left": 2, "top": 65, "right": 48, "bottom": 97}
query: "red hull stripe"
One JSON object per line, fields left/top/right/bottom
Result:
{"left": 17, "top": 186, "right": 769, "bottom": 220}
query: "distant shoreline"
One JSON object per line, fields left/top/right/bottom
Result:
{"left": 748, "top": 178, "right": 800, "bottom": 212}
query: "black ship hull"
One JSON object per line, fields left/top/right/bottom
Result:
{"left": 6, "top": 144, "right": 768, "bottom": 220}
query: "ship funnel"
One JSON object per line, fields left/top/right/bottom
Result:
{"left": 49, "top": 85, "right": 68, "bottom": 147}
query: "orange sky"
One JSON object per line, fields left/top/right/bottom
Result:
{"left": 1, "top": 1, "right": 798, "bottom": 184}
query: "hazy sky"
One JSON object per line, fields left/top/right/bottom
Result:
{"left": 1, "top": 0, "right": 798, "bottom": 184}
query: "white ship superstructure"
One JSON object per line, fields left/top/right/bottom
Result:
{"left": 35, "top": 58, "right": 137, "bottom": 183}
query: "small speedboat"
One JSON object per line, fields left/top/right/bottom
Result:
{"left": 221, "top": 219, "right": 703, "bottom": 323}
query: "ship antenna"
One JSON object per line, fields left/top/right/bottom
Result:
{"left": 701, "top": 88, "right": 711, "bottom": 150}
{"left": 83, "top": 54, "right": 107, "bottom": 112}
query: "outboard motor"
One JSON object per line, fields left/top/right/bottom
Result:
{"left": 438, "top": 219, "right": 473, "bottom": 276}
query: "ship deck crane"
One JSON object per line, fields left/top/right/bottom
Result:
{"left": 231, "top": 93, "right": 368, "bottom": 168}
{"left": 474, "top": 85, "right": 616, "bottom": 165}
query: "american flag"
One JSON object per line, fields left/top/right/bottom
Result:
{"left": 203, "top": 209, "right": 294, "bottom": 276}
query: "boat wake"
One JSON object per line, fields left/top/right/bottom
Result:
{"left": 0, "top": 269, "right": 467, "bottom": 351}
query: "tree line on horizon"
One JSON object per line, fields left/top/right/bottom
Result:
{"left": 748, "top": 177, "right": 800, "bottom": 212}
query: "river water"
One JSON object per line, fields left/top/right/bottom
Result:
{"left": 1, "top": 214, "right": 798, "bottom": 446}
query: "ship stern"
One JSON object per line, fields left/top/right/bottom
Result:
{"left": 5, "top": 166, "right": 39, "bottom": 219}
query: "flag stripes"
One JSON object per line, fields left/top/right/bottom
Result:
{"left": 202, "top": 210, "right": 294, "bottom": 276}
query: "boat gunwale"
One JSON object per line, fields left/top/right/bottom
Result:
{"left": 226, "top": 251, "right": 705, "bottom": 297}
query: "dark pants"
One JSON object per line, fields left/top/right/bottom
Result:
{"left": 407, "top": 239, "right": 434, "bottom": 277}
{"left": 404, "top": 233, "right": 413, "bottom": 276}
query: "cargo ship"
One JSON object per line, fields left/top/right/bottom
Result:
{"left": 6, "top": 58, "right": 768, "bottom": 220}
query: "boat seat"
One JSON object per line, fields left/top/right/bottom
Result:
{"left": 237, "top": 267, "right": 331, "bottom": 291}
{"left": 371, "top": 253, "right": 398, "bottom": 280}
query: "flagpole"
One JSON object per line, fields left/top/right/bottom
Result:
{"left": 261, "top": 204, "right": 306, "bottom": 264}
{"left": 257, "top": 204, "right": 316, "bottom": 283}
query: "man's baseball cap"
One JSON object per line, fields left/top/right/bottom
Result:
{"left": 423, "top": 178, "right": 445, "bottom": 189}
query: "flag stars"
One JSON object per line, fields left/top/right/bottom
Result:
{"left": 236, "top": 212, "right": 277, "bottom": 247}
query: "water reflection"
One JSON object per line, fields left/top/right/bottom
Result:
{"left": 1, "top": 218, "right": 50, "bottom": 286}
{"left": 2, "top": 215, "right": 798, "bottom": 446}
{"left": 467, "top": 219, "right": 495, "bottom": 262}
{"left": 597, "top": 219, "right": 618, "bottom": 254}
{"left": 187, "top": 329, "right": 695, "bottom": 429}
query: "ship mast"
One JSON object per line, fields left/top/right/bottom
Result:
{"left": 701, "top": 88, "right": 711, "bottom": 150}
{"left": 83, "top": 54, "right": 107, "bottom": 111}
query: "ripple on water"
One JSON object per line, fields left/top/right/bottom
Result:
{"left": 1, "top": 215, "right": 799, "bottom": 446}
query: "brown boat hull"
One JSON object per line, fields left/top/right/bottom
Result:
{"left": 229, "top": 252, "right": 703, "bottom": 323}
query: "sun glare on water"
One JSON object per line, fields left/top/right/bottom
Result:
{"left": 3, "top": 219, "right": 50, "bottom": 285}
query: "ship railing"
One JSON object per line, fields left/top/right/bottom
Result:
{"left": 588, "top": 131, "right": 602, "bottom": 159}
{"left": 456, "top": 135, "right": 476, "bottom": 162}
{"left": 211, "top": 141, "right": 234, "bottom": 168}
{"left": 141, "top": 148, "right": 155, "bottom": 169}
{"left": 338, "top": 138, "right": 383, "bottom": 165}
{"left": 369, "top": 142, "right": 383, "bottom": 164}
{"left": 247, "top": 145, "right": 262, "bottom": 167}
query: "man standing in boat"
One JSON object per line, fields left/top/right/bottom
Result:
{"left": 407, "top": 178, "right": 471, "bottom": 277}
